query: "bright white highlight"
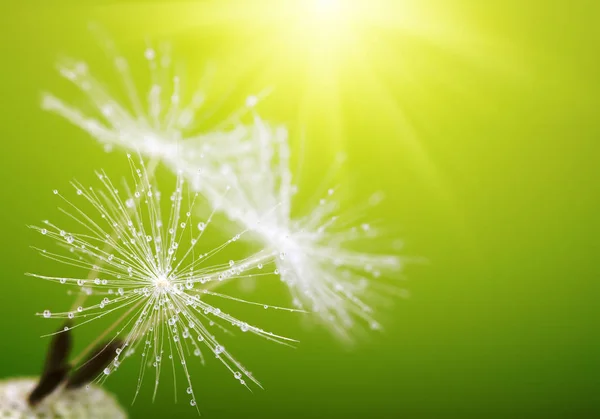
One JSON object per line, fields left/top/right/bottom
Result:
{"left": 314, "top": 0, "right": 340, "bottom": 16}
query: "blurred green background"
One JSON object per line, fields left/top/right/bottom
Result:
{"left": 1, "top": 1, "right": 599, "bottom": 418}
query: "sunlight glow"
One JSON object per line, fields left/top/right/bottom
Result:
{"left": 313, "top": 0, "right": 341, "bottom": 17}
{"left": 93, "top": 0, "right": 492, "bottom": 205}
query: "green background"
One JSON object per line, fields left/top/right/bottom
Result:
{"left": 1, "top": 1, "right": 599, "bottom": 418}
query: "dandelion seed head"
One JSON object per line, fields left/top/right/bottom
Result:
{"left": 29, "top": 157, "right": 299, "bottom": 406}
{"left": 182, "top": 124, "right": 405, "bottom": 341}
{"left": 42, "top": 36, "right": 265, "bottom": 180}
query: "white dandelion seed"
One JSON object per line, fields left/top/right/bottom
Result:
{"left": 27, "top": 155, "right": 301, "bottom": 410}
{"left": 41, "top": 33, "right": 268, "bottom": 166}
{"left": 189, "top": 127, "right": 405, "bottom": 341}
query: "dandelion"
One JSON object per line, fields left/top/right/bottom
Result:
{"left": 27, "top": 155, "right": 300, "bottom": 411}
{"left": 41, "top": 32, "right": 265, "bottom": 163}
{"left": 194, "top": 130, "right": 405, "bottom": 342}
